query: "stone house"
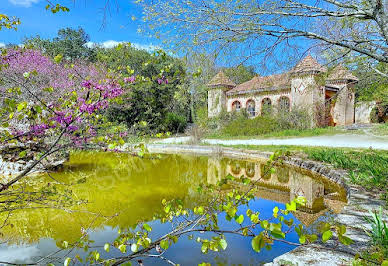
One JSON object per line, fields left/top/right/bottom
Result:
{"left": 207, "top": 55, "right": 358, "bottom": 126}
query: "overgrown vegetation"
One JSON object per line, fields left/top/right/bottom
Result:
{"left": 212, "top": 144, "right": 388, "bottom": 206}
{"left": 196, "top": 107, "right": 339, "bottom": 138}
{"left": 306, "top": 149, "right": 388, "bottom": 202}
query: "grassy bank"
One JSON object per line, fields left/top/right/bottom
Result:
{"left": 206, "top": 126, "right": 344, "bottom": 139}
{"left": 214, "top": 144, "right": 388, "bottom": 206}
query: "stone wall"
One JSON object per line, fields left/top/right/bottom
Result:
{"left": 355, "top": 101, "right": 375, "bottom": 124}
{"left": 226, "top": 90, "right": 291, "bottom": 116}
{"left": 208, "top": 87, "right": 227, "bottom": 117}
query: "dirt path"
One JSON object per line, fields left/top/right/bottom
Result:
{"left": 155, "top": 134, "right": 388, "bottom": 150}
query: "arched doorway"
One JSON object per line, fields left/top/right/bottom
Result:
{"left": 246, "top": 100, "right": 256, "bottom": 117}
{"left": 278, "top": 96, "right": 290, "bottom": 113}
{"left": 261, "top": 98, "right": 272, "bottom": 115}
{"left": 231, "top": 101, "right": 241, "bottom": 112}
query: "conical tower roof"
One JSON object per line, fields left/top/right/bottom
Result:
{"left": 207, "top": 71, "right": 236, "bottom": 88}
{"left": 292, "top": 55, "right": 327, "bottom": 74}
{"left": 327, "top": 64, "right": 358, "bottom": 82}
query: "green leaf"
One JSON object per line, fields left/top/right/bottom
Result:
{"left": 201, "top": 242, "right": 209, "bottom": 253}
{"left": 64, "top": 258, "right": 71, "bottom": 266}
{"left": 260, "top": 220, "right": 269, "bottom": 229}
{"left": 160, "top": 239, "right": 169, "bottom": 250}
{"left": 286, "top": 201, "right": 296, "bottom": 211}
{"left": 308, "top": 234, "right": 318, "bottom": 243}
{"left": 273, "top": 206, "right": 279, "bottom": 218}
{"left": 251, "top": 233, "right": 265, "bottom": 252}
{"left": 299, "top": 235, "right": 306, "bottom": 244}
{"left": 219, "top": 239, "right": 227, "bottom": 250}
{"left": 54, "top": 54, "right": 63, "bottom": 63}
{"left": 338, "top": 235, "right": 353, "bottom": 245}
{"left": 17, "top": 101, "right": 27, "bottom": 111}
{"left": 269, "top": 223, "right": 285, "bottom": 239}
{"left": 143, "top": 223, "right": 152, "bottom": 232}
{"left": 322, "top": 230, "right": 332, "bottom": 243}
{"left": 194, "top": 206, "right": 205, "bottom": 215}
{"left": 119, "top": 244, "right": 127, "bottom": 253}
{"left": 94, "top": 252, "right": 100, "bottom": 261}
{"left": 250, "top": 213, "right": 259, "bottom": 224}
{"left": 381, "top": 260, "right": 388, "bottom": 266}
{"left": 235, "top": 214, "right": 244, "bottom": 224}
{"left": 19, "top": 150, "right": 27, "bottom": 158}
{"left": 337, "top": 224, "right": 346, "bottom": 235}
{"left": 294, "top": 196, "right": 306, "bottom": 206}
{"left": 104, "top": 243, "right": 110, "bottom": 252}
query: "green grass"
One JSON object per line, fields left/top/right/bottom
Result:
{"left": 212, "top": 144, "right": 388, "bottom": 206}
{"left": 372, "top": 123, "right": 388, "bottom": 136}
{"left": 206, "top": 127, "right": 343, "bottom": 139}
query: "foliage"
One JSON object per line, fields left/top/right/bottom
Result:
{"left": 355, "top": 62, "right": 388, "bottom": 104}
{"left": 223, "top": 64, "right": 256, "bottom": 85}
{"left": 139, "top": 0, "right": 388, "bottom": 67}
{"left": 306, "top": 149, "right": 388, "bottom": 199}
{"left": 0, "top": 14, "right": 20, "bottom": 31}
{"left": 24, "top": 27, "right": 96, "bottom": 62}
{"left": 364, "top": 207, "right": 388, "bottom": 258}
{"left": 37, "top": 152, "right": 353, "bottom": 265}
{"left": 0, "top": 46, "right": 173, "bottom": 192}
{"left": 164, "top": 112, "right": 187, "bottom": 133}
{"left": 98, "top": 44, "right": 190, "bottom": 134}
{"left": 200, "top": 108, "right": 312, "bottom": 137}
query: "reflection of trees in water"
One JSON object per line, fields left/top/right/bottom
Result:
{"left": 245, "top": 162, "right": 255, "bottom": 178}
{"left": 276, "top": 167, "right": 290, "bottom": 183}
{"left": 230, "top": 161, "right": 243, "bottom": 175}
{"left": 260, "top": 164, "right": 271, "bottom": 180}
{"left": 0, "top": 152, "right": 211, "bottom": 244}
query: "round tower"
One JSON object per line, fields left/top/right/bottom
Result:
{"left": 207, "top": 71, "right": 236, "bottom": 117}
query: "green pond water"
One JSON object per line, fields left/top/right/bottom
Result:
{"left": 0, "top": 151, "right": 347, "bottom": 265}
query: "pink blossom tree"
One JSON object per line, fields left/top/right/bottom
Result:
{"left": 0, "top": 48, "right": 138, "bottom": 191}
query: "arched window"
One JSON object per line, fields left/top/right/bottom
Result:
{"left": 246, "top": 100, "right": 256, "bottom": 117}
{"left": 277, "top": 167, "right": 290, "bottom": 183}
{"left": 246, "top": 162, "right": 255, "bottom": 178}
{"left": 260, "top": 164, "right": 271, "bottom": 181}
{"left": 232, "top": 101, "right": 241, "bottom": 112}
{"left": 278, "top": 96, "right": 290, "bottom": 113}
{"left": 231, "top": 161, "right": 242, "bottom": 175}
{"left": 261, "top": 98, "right": 272, "bottom": 115}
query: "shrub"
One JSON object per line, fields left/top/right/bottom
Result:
{"left": 164, "top": 112, "right": 187, "bottom": 133}
{"left": 276, "top": 107, "right": 312, "bottom": 130}
{"left": 222, "top": 115, "right": 279, "bottom": 136}
{"left": 219, "top": 108, "right": 312, "bottom": 136}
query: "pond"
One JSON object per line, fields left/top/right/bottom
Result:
{"left": 0, "top": 151, "right": 347, "bottom": 265}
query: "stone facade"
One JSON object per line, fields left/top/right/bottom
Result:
{"left": 207, "top": 56, "right": 359, "bottom": 126}
{"left": 355, "top": 101, "right": 376, "bottom": 124}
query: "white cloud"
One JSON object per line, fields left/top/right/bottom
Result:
{"left": 85, "top": 40, "right": 161, "bottom": 52}
{"left": 8, "top": 0, "right": 40, "bottom": 7}
{"left": 0, "top": 43, "right": 5, "bottom": 48}
{"left": 0, "top": 244, "right": 41, "bottom": 263}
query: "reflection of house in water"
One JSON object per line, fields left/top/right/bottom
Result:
{"left": 207, "top": 158, "right": 347, "bottom": 226}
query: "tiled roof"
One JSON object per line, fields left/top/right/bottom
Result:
{"left": 207, "top": 71, "right": 236, "bottom": 88}
{"left": 291, "top": 55, "right": 327, "bottom": 74}
{"left": 327, "top": 64, "right": 359, "bottom": 81}
{"left": 226, "top": 73, "right": 290, "bottom": 95}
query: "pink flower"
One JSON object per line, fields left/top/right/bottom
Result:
{"left": 124, "top": 76, "right": 136, "bottom": 83}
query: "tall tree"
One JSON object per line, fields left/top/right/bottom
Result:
{"left": 138, "top": 0, "right": 388, "bottom": 76}
{"left": 24, "top": 27, "right": 96, "bottom": 61}
{"left": 97, "top": 44, "right": 190, "bottom": 133}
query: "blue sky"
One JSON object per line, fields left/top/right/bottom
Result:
{"left": 0, "top": 0, "right": 159, "bottom": 50}
{"left": 0, "top": 0, "right": 315, "bottom": 73}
